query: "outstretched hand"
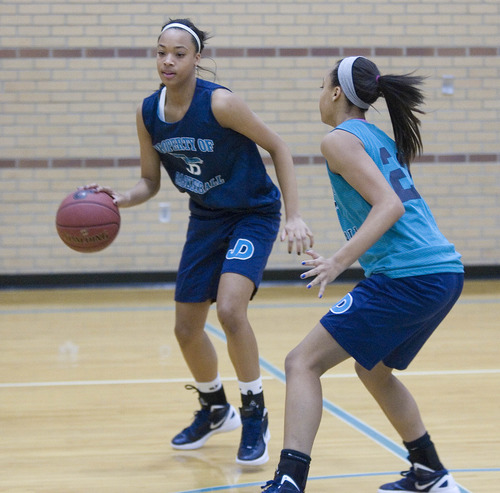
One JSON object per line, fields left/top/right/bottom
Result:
{"left": 280, "top": 216, "right": 314, "bottom": 255}
{"left": 300, "top": 249, "right": 345, "bottom": 299}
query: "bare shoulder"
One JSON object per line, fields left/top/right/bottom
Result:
{"left": 211, "top": 88, "right": 247, "bottom": 115}
{"left": 321, "top": 129, "right": 367, "bottom": 175}
{"left": 321, "top": 128, "right": 361, "bottom": 149}
{"left": 211, "top": 87, "right": 255, "bottom": 129}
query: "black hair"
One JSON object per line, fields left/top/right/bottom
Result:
{"left": 159, "top": 18, "right": 210, "bottom": 53}
{"left": 331, "top": 57, "right": 426, "bottom": 168}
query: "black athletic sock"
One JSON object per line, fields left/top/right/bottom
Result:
{"left": 198, "top": 386, "right": 228, "bottom": 408}
{"left": 404, "top": 432, "right": 444, "bottom": 471}
{"left": 275, "top": 448, "right": 311, "bottom": 491}
{"left": 241, "top": 390, "right": 265, "bottom": 409}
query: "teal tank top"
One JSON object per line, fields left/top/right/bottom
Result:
{"left": 327, "top": 119, "right": 463, "bottom": 278}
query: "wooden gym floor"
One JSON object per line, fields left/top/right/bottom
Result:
{"left": 1, "top": 279, "right": 499, "bottom": 493}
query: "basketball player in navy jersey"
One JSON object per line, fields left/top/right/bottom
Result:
{"left": 88, "top": 19, "right": 312, "bottom": 466}
{"left": 261, "top": 57, "right": 463, "bottom": 492}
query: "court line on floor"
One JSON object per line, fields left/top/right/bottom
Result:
{"left": 178, "top": 468, "right": 500, "bottom": 493}
{"left": 204, "top": 323, "right": 474, "bottom": 493}
{"left": 0, "top": 299, "right": 487, "bottom": 492}
{"left": 2, "top": 368, "right": 499, "bottom": 388}
{"left": 1, "top": 368, "right": 499, "bottom": 388}
{"left": 176, "top": 468, "right": 500, "bottom": 493}
{"left": 1, "top": 292, "right": 499, "bottom": 316}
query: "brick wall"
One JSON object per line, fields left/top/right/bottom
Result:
{"left": 1, "top": 0, "right": 499, "bottom": 276}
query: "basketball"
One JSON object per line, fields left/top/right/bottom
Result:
{"left": 55, "top": 189, "right": 120, "bottom": 253}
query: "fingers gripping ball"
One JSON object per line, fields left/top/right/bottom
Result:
{"left": 56, "top": 189, "right": 120, "bottom": 253}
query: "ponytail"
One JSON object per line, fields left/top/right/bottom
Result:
{"left": 331, "top": 57, "right": 426, "bottom": 168}
{"left": 377, "top": 72, "right": 426, "bottom": 168}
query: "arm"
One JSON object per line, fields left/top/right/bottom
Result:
{"left": 211, "top": 89, "right": 313, "bottom": 254}
{"left": 89, "top": 104, "right": 161, "bottom": 208}
{"left": 302, "top": 129, "right": 405, "bottom": 298}
{"left": 124, "top": 104, "right": 162, "bottom": 206}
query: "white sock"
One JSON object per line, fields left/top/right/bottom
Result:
{"left": 195, "top": 374, "right": 223, "bottom": 394}
{"left": 238, "top": 377, "right": 263, "bottom": 396}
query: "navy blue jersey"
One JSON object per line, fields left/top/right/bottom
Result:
{"left": 141, "top": 78, "right": 281, "bottom": 217}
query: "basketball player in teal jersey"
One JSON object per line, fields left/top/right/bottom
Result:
{"left": 261, "top": 57, "right": 463, "bottom": 492}
{"left": 87, "top": 19, "right": 313, "bottom": 466}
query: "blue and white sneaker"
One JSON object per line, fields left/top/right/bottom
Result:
{"left": 261, "top": 475, "right": 303, "bottom": 492}
{"left": 236, "top": 405, "right": 270, "bottom": 465}
{"left": 171, "top": 403, "right": 241, "bottom": 450}
{"left": 378, "top": 463, "right": 460, "bottom": 492}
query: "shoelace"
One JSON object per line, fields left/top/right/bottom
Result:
{"left": 182, "top": 407, "right": 211, "bottom": 434}
{"left": 184, "top": 384, "right": 199, "bottom": 395}
{"left": 400, "top": 466, "right": 417, "bottom": 478}
{"left": 184, "top": 384, "right": 212, "bottom": 428}
{"left": 261, "top": 479, "right": 278, "bottom": 491}
{"left": 192, "top": 408, "right": 210, "bottom": 421}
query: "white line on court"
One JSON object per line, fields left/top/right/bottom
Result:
{"left": 1, "top": 368, "right": 498, "bottom": 389}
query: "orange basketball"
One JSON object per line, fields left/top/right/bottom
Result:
{"left": 55, "top": 189, "right": 120, "bottom": 253}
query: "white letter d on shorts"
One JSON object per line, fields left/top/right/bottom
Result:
{"left": 330, "top": 293, "right": 353, "bottom": 314}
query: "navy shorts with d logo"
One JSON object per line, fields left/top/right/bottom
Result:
{"left": 320, "top": 272, "right": 464, "bottom": 370}
{"left": 175, "top": 210, "right": 280, "bottom": 303}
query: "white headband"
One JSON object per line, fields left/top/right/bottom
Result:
{"left": 161, "top": 23, "right": 201, "bottom": 53}
{"left": 338, "top": 56, "right": 370, "bottom": 110}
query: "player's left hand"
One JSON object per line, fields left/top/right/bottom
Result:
{"left": 300, "top": 249, "right": 344, "bottom": 298}
{"left": 281, "top": 216, "right": 314, "bottom": 255}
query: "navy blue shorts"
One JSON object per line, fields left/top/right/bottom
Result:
{"left": 320, "top": 272, "right": 464, "bottom": 370}
{"left": 175, "top": 211, "right": 280, "bottom": 303}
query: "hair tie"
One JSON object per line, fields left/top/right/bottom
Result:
{"left": 376, "top": 75, "right": 381, "bottom": 82}
{"left": 338, "top": 56, "right": 370, "bottom": 110}
{"left": 161, "top": 23, "right": 201, "bottom": 53}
